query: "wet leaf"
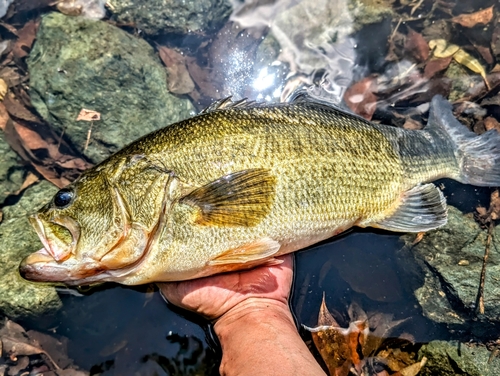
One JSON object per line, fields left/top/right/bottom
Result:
{"left": 429, "top": 39, "right": 490, "bottom": 90}
{"left": 157, "top": 45, "right": 195, "bottom": 95}
{"left": 476, "top": 190, "right": 500, "bottom": 223}
{"left": 14, "top": 172, "right": 39, "bottom": 194}
{"left": 451, "top": 6, "right": 494, "bottom": 28}
{"left": 12, "top": 20, "right": 38, "bottom": 60}
{"left": 3, "top": 93, "right": 41, "bottom": 123}
{"left": 6, "top": 355, "right": 29, "bottom": 375}
{"left": 484, "top": 116, "right": 500, "bottom": 133}
{"left": 305, "top": 299, "right": 419, "bottom": 376}
{"left": 75, "top": 108, "right": 101, "bottom": 121}
{"left": 344, "top": 77, "right": 378, "bottom": 120}
{"left": 404, "top": 29, "right": 429, "bottom": 63}
{"left": 424, "top": 56, "right": 452, "bottom": 78}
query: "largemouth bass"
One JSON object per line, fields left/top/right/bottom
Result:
{"left": 19, "top": 95, "right": 500, "bottom": 285}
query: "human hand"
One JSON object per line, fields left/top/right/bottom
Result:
{"left": 158, "top": 255, "right": 293, "bottom": 322}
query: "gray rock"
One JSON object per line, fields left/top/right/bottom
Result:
{"left": 28, "top": 12, "right": 195, "bottom": 164}
{"left": 0, "top": 180, "right": 61, "bottom": 319}
{"left": 419, "top": 340, "right": 500, "bottom": 376}
{"left": 400, "top": 206, "right": 500, "bottom": 324}
{"left": 109, "top": 0, "right": 232, "bottom": 35}
{"left": 0, "top": 130, "right": 25, "bottom": 205}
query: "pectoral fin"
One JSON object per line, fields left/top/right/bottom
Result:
{"left": 209, "top": 238, "right": 281, "bottom": 266}
{"left": 180, "top": 168, "right": 276, "bottom": 227}
{"left": 371, "top": 183, "right": 447, "bottom": 232}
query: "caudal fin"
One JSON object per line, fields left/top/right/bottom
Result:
{"left": 428, "top": 95, "right": 500, "bottom": 187}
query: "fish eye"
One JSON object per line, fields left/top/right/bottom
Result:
{"left": 53, "top": 189, "right": 74, "bottom": 208}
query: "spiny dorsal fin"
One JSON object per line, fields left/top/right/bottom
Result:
{"left": 180, "top": 168, "right": 276, "bottom": 227}
{"left": 200, "top": 97, "right": 258, "bottom": 114}
{"left": 372, "top": 183, "right": 447, "bottom": 233}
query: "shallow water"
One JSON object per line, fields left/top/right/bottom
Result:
{"left": 1, "top": 0, "right": 500, "bottom": 374}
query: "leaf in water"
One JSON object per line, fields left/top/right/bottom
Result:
{"left": 75, "top": 108, "right": 101, "bottom": 121}
{"left": 344, "top": 76, "right": 378, "bottom": 120}
{"left": 6, "top": 354, "right": 29, "bottom": 375}
{"left": 305, "top": 299, "right": 422, "bottom": 376}
{"left": 423, "top": 56, "right": 452, "bottom": 79}
{"left": 429, "top": 39, "right": 490, "bottom": 90}
{"left": 14, "top": 171, "right": 39, "bottom": 194}
{"left": 451, "top": 6, "right": 494, "bottom": 28}
{"left": 12, "top": 19, "right": 38, "bottom": 60}
{"left": 3, "top": 93, "right": 41, "bottom": 123}
{"left": 157, "top": 45, "right": 195, "bottom": 95}
{"left": 404, "top": 29, "right": 429, "bottom": 63}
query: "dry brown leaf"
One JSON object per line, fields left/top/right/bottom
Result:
{"left": 157, "top": 45, "right": 195, "bottom": 95}
{"left": 12, "top": 20, "right": 38, "bottom": 60}
{"left": 344, "top": 77, "right": 378, "bottom": 120}
{"left": 451, "top": 6, "right": 494, "bottom": 28}
{"left": 75, "top": 108, "right": 100, "bottom": 121}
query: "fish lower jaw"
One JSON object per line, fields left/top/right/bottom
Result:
{"left": 19, "top": 251, "right": 108, "bottom": 285}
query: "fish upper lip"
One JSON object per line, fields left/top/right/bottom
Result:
{"left": 29, "top": 214, "right": 77, "bottom": 262}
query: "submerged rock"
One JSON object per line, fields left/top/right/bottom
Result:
{"left": 0, "top": 130, "right": 25, "bottom": 205}
{"left": 0, "top": 180, "right": 61, "bottom": 319}
{"left": 419, "top": 340, "right": 500, "bottom": 376}
{"left": 28, "top": 12, "right": 195, "bottom": 164}
{"left": 109, "top": 0, "right": 232, "bottom": 35}
{"left": 400, "top": 206, "right": 500, "bottom": 325}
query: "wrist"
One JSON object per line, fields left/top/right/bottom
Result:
{"left": 214, "top": 297, "right": 295, "bottom": 338}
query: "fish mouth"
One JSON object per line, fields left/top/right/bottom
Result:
{"left": 19, "top": 249, "right": 108, "bottom": 285}
{"left": 28, "top": 214, "right": 80, "bottom": 262}
{"left": 21, "top": 214, "right": 106, "bottom": 285}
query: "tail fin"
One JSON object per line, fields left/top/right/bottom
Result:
{"left": 428, "top": 95, "right": 500, "bottom": 187}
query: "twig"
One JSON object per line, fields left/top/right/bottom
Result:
{"left": 84, "top": 121, "right": 93, "bottom": 151}
{"left": 476, "top": 221, "right": 493, "bottom": 315}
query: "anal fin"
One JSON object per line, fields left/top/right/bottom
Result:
{"left": 372, "top": 183, "right": 447, "bottom": 233}
{"left": 209, "top": 238, "right": 281, "bottom": 266}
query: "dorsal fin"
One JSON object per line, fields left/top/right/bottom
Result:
{"left": 287, "top": 89, "right": 370, "bottom": 122}
{"left": 200, "top": 97, "right": 258, "bottom": 114}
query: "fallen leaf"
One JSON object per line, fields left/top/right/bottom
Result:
{"left": 484, "top": 117, "right": 500, "bottom": 133}
{"left": 75, "top": 108, "right": 100, "bottom": 121}
{"left": 451, "top": 6, "right": 494, "bottom": 28}
{"left": 3, "top": 93, "right": 41, "bottom": 123}
{"left": 14, "top": 172, "right": 39, "bottom": 194}
{"left": 0, "top": 21, "right": 18, "bottom": 36}
{"left": 0, "top": 102, "right": 9, "bottom": 130}
{"left": 12, "top": 20, "right": 38, "bottom": 60}
{"left": 424, "top": 56, "right": 452, "bottom": 78}
{"left": 6, "top": 355, "right": 29, "bottom": 375}
{"left": 404, "top": 29, "right": 429, "bottom": 63}
{"left": 157, "top": 45, "right": 195, "bottom": 95}
{"left": 344, "top": 76, "right": 378, "bottom": 120}
{"left": 305, "top": 299, "right": 417, "bottom": 376}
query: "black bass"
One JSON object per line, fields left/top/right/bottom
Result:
{"left": 19, "top": 95, "right": 500, "bottom": 285}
